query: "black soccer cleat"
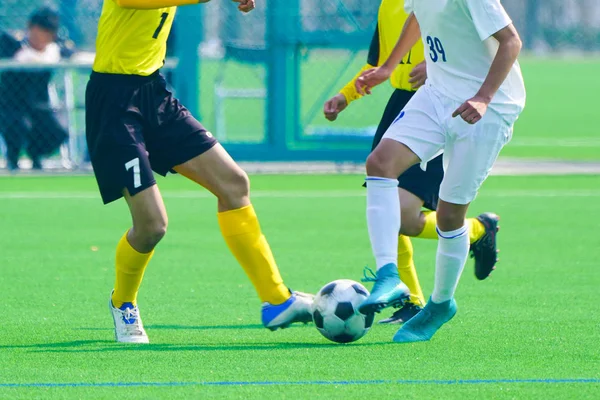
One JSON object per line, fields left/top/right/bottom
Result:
{"left": 470, "top": 213, "right": 500, "bottom": 280}
{"left": 378, "top": 302, "right": 423, "bottom": 325}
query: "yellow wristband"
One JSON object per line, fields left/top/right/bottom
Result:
{"left": 338, "top": 64, "right": 375, "bottom": 106}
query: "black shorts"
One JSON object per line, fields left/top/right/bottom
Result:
{"left": 85, "top": 71, "right": 217, "bottom": 204}
{"left": 370, "top": 89, "right": 444, "bottom": 211}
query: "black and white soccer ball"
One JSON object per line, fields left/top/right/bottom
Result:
{"left": 312, "top": 279, "right": 375, "bottom": 343}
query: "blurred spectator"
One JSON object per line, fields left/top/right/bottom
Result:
{"left": 0, "top": 7, "right": 71, "bottom": 171}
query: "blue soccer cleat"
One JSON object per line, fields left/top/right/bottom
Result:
{"left": 392, "top": 297, "right": 457, "bottom": 343}
{"left": 358, "top": 264, "right": 411, "bottom": 314}
{"left": 262, "top": 291, "right": 314, "bottom": 331}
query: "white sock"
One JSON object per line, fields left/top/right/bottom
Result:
{"left": 431, "top": 225, "right": 469, "bottom": 303}
{"left": 366, "top": 177, "right": 400, "bottom": 270}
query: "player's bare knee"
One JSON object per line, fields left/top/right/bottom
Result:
{"left": 436, "top": 209, "right": 464, "bottom": 232}
{"left": 230, "top": 168, "right": 250, "bottom": 199}
{"left": 218, "top": 168, "right": 250, "bottom": 209}
{"left": 148, "top": 221, "right": 167, "bottom": 245}
{"left": 132, "top": 217, "right": 167, "bottom": 250}
{"left": 400, "top": 212, "right": 425, "bottom": 237}
{"left": 366, "top": 151, "right": 396, "bottom": 178}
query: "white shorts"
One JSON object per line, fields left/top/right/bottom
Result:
{"left": 383, "top": 84, "right": 514, "bottom": 205}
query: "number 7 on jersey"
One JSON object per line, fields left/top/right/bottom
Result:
{"left": 125, "top": 158, "right": 142, "bottom": 189}
{"left": 153, "top": 12, "right": 169, "bottom": 39}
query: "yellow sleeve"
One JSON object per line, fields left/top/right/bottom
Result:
{"left": 116, "top": 0, "right": 203, "bottom": 9}
{"left": 339, "top": 64, "right": 376, "bottom": 106}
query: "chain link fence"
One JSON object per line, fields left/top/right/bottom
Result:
{"left": 1, "top": 0, "right": 599, "bottom": 171}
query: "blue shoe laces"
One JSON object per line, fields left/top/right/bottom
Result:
{"left": 361, "top": 266, "right": 377, "bottom": 283}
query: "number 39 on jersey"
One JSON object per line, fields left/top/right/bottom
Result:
{"left": 426, "top": 36, "right": 447, "bottom": 63}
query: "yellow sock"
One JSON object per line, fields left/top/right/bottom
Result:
{"left": 415, "top": 212, "right": 486, "bottom": 244}
{"left": 416, "top": 210, "right": 438, "bottom": 239}
{"left": 112, "top": 231, "right": 154, "bottom": 308}
{"left": 468, "top": 218, "right": 486, "bottom": 244}
{"left": 397, "top": 235, "right": 425, "bottom": 306}
{"left": 218, "top": 204, "right": 290, "bottom": 305}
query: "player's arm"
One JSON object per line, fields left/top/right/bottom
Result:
{"left": 324, "top": 24, "right": 380, "bottom": 121}
{"left": 356, "top": 13, "right": 420, "bottom": 95}
{"left": 475, "top": 25, "right": 522, "bottom": 104}
{"left": 116, "top": 0, "right": 209, "bottom": 9}
{"left": 453, "top": 0, "right": 522, "bottom": 124}
{"left": 116, "top": 0, "right": 253, "bottom": 11}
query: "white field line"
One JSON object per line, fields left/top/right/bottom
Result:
{"left": 509, "top": 138, "right": 600, "bottom": 147}
{"left": 1, "top": 158, "right": 600, "bottom": 176}
{"left": 0, "top": 189, "right": 599, "bottom": 200}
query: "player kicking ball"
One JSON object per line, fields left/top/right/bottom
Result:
{"left": 323, "top": 0, "right": 500, "bottom": 325}
{"left": 356, "top": 0, "right": 525, "bottom": 342}
{"left": 87, "top": 0, "right": 312, "bottom": 344}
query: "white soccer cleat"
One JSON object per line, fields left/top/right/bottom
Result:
{"left": 109, "top": 292, "right": 149, "bottom": 344}
{"left": 261, "top": 291, "right": 314, "bottom": 331}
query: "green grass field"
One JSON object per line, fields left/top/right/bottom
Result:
{"left": 1, "top": 174, "right": 599, "bottom": 399}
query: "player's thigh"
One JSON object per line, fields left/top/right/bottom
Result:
{"left": 173, "top": 143, "right": 250, "bottom": 211}
{"left": 370, "top": 89, "right": 415, "bottom": 152}
{"left": 374, "top": 87, "right": 445, "bottom": 177}
{"left": 142, "top": 76, "right": 249, "bottom": 208}
{"left": 440, "top": 112, "right": 513, "bottom": 206}
{"left": 86, "top": 77, "right": 157, "bottom": 205}
{"left": 101, "top": 146, "right": 157, "bottom": 204}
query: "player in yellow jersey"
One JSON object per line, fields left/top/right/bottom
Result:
{"left": 323, "top": 0, "right": 500, "bottom": 324}
{"left": 87, "top": 0, "right": 313, "bottom": 344}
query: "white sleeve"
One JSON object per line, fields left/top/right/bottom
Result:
{"left": 464, "top": 0, "right": 512, "bottom": 41}
{"left": 404, "top": 0, "right": 413, "bottom": 14}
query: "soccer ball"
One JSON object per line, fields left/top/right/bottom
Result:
{"left": 312, "top": 279, "right": 375, "bottom": 343}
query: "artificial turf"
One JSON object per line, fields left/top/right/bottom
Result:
{"left": 0, "top": 174, "right": 599, "bottom": 399}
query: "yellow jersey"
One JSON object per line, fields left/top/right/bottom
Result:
{"left": 374, "top": 0, "right": 425, "bottom": 91}
{"left": 339, "top": 0, "right": 425, "bottom": 103}
{"left": 93, "top": 0, "right": 175, "bottom": 75}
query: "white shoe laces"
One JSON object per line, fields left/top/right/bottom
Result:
{"left": 117, "top": 306, "right": 144, "bottom": 336}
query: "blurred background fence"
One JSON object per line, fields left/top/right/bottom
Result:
{"left": 0, "top": 0, "right": 599, "bottom": 171}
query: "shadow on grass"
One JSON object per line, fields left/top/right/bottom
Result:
{"left": 73, "top": 324, "right": 266, "bottom": 331}
{"left": 2, "top": 339, "right": 396, "bottom": 353}
{"left": 0, "top": 340, "right": 113, "bottom": 350}
{"left": 3, "top": 323, "right": 396, "bottom": 353}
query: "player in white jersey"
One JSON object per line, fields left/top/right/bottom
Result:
{"left": 355, "top": 0, "right": 526, "bottom": 343}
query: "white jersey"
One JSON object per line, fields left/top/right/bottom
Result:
{"left": 405, "top": 0, "right": 526, "bottom": 120}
